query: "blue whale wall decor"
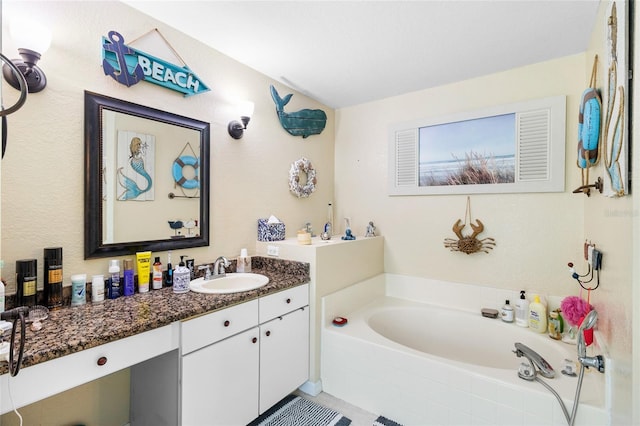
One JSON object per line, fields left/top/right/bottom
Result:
{"left": 270, "top": 85, "right": 327, "bottom": 138}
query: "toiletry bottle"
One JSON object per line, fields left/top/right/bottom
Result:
{"left": 91, "top": 274, "right": 105, "bottom": 303}
{"left": 16, "top": 259, "right": 37, "bottom": 307}
{"left": 548, "top": 309, "right": 563, "bottom": 340}
{"left": 515, "top": 290, "right": 529, "bottom": 327}
{"left": 136, "top": 251, "right": 151, "bottom": 293}
{"left": 165, "top": 252, "right": 173, "bottom": 287}
{"left": 152, "top": 257, "right": 163, "bottom": 290}
{"left": 237, "top": 248, "right": 251, "bottom": 273}
{"left": 123, "top": 259, "right": 135, "bottom": 296}
{"left": 108, "top": 259, "right": 121, "bottom": 299}
{"left": 71, "top": 274, "right": 87, "bottom": 306}
{"left": 185, "top": 258, "right": 195, "bottom": 280}
{"left": 501, "top": 299, "right": 514, "bottom": 323}
{"left": 43, "top": 247, "right": 63, "bottom": 309}
{"left": 0, "top": 279, "right": 5, "bottom": 313}
{"left": 528, "top": 295, "right": 547, "bottom": 333}
{"left": 173, "top": 256, "right": 191, "bottom": 294}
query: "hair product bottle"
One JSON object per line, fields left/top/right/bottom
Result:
{"left": 123, "top": 259, "right": 135, "bottom": 296}
{"left": 165, "top": 252, "right": 173, "bottom": 287}
{"left": 152, "top": 257, "right": 163, "bottom": 290}
{"left": 16, "top": 259, "right": 37, "bottom": 307}
{"left": 43, "top": 247, "right": 63, "bottom": 310}
{"left": 108, "top": 259, "right": 121, "bottom": 299}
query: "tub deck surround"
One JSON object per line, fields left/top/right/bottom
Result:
{"left": 0, "top": 257, "right": 310, "bottom": 376}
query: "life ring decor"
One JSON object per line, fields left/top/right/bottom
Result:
{"left": 289, "top": 157, "right": 317, "bottom": 198}
{"left": 172, "top": 155, "right": 200, "bottom": 189}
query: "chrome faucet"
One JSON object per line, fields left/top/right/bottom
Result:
{"left": 513, "top": 342, "right": 555, "bottom": 379}
{"left": 212, "top": 256, "right": 230, "bottom": 277}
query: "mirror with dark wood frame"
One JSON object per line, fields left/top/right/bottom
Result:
{"left": 84, "top": 91, "right": 210, "bottom": 258}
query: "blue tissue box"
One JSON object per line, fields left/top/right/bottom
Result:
{"left": 257, "top": 219, "right": 285, "bottom": 241}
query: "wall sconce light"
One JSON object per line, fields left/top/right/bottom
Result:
{"left": 228, "top": 101, "right": 255, "bottom": 139}
{"left": 2, "top": 17, "right": 52, "bottom": 93}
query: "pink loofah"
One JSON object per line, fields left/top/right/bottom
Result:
{"left": 561, "top": 296, "right": 592, "bottom": 327}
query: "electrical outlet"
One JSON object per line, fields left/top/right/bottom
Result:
{"left": 267, "top": 245, "right": 279, "bottom": 257}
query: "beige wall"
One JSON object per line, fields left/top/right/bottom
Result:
{"left": 335, "top": 54, "right": 586, "bottom": 295}
{"left": 0, "top": 0, "right": 335, "bottom": 293}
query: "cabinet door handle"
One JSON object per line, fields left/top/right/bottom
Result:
{"left": 252, "top": 337, "right": 258, "bottom": 344}
{"left": 265, "top": 330, "right": 271, "bottom": 337}
{"left": 224, "top": 320, "right": 230, "bottom": 327}
{"left": 97, "top": 356, "right": 108, "bottom": 366}
{"left": 286, "top": 298, "right": 291, "bottom": 304}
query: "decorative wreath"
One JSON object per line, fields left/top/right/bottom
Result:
{"left": 289, "top": 157, "right": 317, "bottom": 198}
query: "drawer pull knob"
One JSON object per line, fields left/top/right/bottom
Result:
{"left": 224, "top": 320, "right": 230, "bottom": 327}
{"left": 265, "top": 330, "right": 271, "bottom": 337}
{"left": 286, "top": 298, "right": 291, "bottom": 304}
{"left": 97, "top": 356, "right": 108, "bottom": 366}
{"left": 252, "top": 337, "right": 258, "bottom": 344}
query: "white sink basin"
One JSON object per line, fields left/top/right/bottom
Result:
{"left": 189, "top": 273, "right": 269, "bottom": 294}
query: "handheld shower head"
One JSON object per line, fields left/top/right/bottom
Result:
{"left": 577, "top": 309, "right": 598, "bottom": 358}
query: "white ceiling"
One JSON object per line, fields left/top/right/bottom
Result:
{"left": 123, "top": 1, "right": 600, "bottom": 109}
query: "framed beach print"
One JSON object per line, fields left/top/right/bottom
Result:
{"left": 388, "top": 96, "right": 566, "bottom": 195}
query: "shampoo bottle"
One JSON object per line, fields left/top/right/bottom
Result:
{"left": 528, "top": 295, "right": 547, "bottom": 333}
{"left": 515, "top": 290, "right": 529, "bottom": 327}
{"left": 173, "top": 256, "right": 190, "bottom": 294}
{"left": 236, "top": 248, "right": 251, "bottom": 273}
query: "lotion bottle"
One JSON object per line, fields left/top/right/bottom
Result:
{"left": 501, "top": 300, "right": 514, "bottom": 323}
{"left": 236, "top": 248, "right": 251, "bottom": 273}
{"left": 515, "top": 290, "right": 529, "bottom": 327}
{"left": 528, "top": 295, "right": 547, "bottom": 333}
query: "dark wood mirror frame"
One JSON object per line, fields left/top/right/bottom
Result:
{"left": 84, "top": 91, "right": 210, "bottom": 258}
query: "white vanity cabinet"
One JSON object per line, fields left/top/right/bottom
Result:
{"left": 131, "top": 284, "right": 309, "bottom": 426}
{"left": 182, "top": 327, "right": 260, "bottom": 426}
{"left": 258, "top": 285, "right": 310, "bottom": 413}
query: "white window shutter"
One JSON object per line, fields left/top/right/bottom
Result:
{"left": 517, "top": 109, "right": 551, "bottom": 182}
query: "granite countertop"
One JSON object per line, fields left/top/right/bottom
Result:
{"left": 0, "top": 258, "right": 309, "bottom": 375}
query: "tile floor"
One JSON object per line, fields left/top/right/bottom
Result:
{"left": 293, "top": 390, "right": 379, "bottom": 426}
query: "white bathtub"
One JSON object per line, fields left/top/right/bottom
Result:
{"left": 321, "top": 274, "right": 607, "bottom": 426}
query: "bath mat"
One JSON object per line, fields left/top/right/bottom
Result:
{"left": 248, "top": 394, "right": 352, "bottom": 426}
{"left": 374, "top": 415, "right": 404, "bottom": 426}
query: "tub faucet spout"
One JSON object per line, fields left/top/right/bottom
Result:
{"left": 513, "top": 342, "right": 555, "bottom": 379}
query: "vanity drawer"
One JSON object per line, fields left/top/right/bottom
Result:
{"left": 259, "top": 284, "right": 309, "bottom": 323}
{"left": 181, "top": 300, "right": 258, "bottom": 355}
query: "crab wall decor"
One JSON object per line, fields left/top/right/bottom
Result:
{"left": 443, "top": 197, "right": 496, "bottom": 254}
